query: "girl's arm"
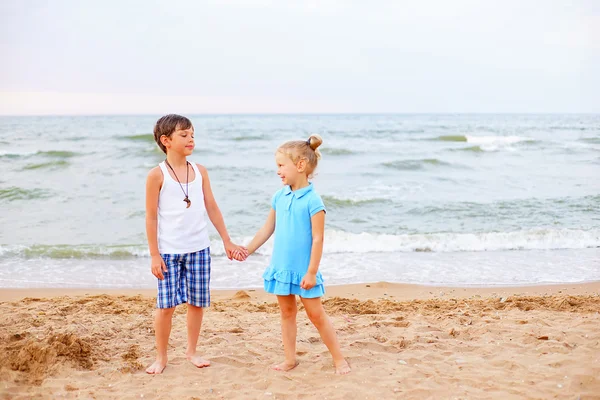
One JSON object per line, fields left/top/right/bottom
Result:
{"left": 145, "top": 167, "right": 167, "bottom": 279}
{"left": 197, "top": 164, "right": 246, "bottom": 259}
{"left": 300, "top": 210, "right": 325, "bottom": 289}
{"left": 246, "top": 209, "right": 276, "bottom": 255}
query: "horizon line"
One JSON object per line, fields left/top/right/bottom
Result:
{"left": 1, "top": 111, "right": 598, "bottom": 118}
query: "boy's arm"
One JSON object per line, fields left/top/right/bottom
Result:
{"left": 246, "top": 209, "right": 276, "bottom": 255}
{"left": 197, "top": 164, "right": 243, "bottom": 259}
{"left": 146, "top": 167, "right": 167, "bottom": 279}
{"left": 300, "top": 210, "right": 325, "bottom": 289}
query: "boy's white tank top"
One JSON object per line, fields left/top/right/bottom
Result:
{"left": 157, "top": 161, "right": 211, "bottom": 254}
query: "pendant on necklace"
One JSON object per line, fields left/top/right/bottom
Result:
{"left": 184, "top": 197, "right": 191, "bottom": 208}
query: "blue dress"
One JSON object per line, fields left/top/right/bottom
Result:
{"left": 262, "top": 183, "right": 326, "bottom": 298}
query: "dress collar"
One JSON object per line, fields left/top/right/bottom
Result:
{"left": 283, "top": 183, "right": 314, "bottom": 199}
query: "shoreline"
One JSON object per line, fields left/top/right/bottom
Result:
{"left": 1, "top": 281, "right": 599, "bottom": 302}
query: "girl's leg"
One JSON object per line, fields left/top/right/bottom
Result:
{"left": 186, "top": 305, "right": 210, "bottom": 368}
{"left": 301, "top": 297, "right": 351, "bottom": 375}
{"left": 273, "top": 294, "right": 299, "bottom": 371}
{"left": 146, "top": 307, "right": 176, "bottom": 374}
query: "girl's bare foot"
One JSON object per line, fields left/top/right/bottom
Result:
{"left": 146, "top": 359, "right": 167, "bottom": 374}
{"left": 334, "top": 359, "right": 351, "bottom": 375}
{"left": 271, "top": 361, "right": 299, "bottom": 371}
{"left": 186, "top": 353, "right": 211, "bottom": 368}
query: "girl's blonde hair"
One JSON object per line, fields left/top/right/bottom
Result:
{"left": 277, "top": 134, "right": 323, "bottom": 178}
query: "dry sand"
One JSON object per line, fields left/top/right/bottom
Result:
{"left": 1, "top": 282, "right": 599, "bottom": 399}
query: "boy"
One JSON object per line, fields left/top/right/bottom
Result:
{"left": 145, "top": 114, "right": 247, "bottom": 374}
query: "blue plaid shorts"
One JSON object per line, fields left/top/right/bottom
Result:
{"left": 156, "top": 247, "right": 211, "bottom": 309}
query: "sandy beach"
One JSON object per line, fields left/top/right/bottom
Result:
{"left": 1, "top": 282, "right": 599, "bottom": 399}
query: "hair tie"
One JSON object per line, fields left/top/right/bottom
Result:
{"left": 306, "top": 139, "right": 311, "bottom": 146}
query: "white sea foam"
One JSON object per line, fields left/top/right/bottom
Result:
{"left": 2, "top": 228, "right": 597, "bottom": 259}
{"left": 1, "top": 248, "right": 598, "bottom": 288}
{"left": 0, "top": 150, "right": 38, "bottom": 157}
{"left": 465, "top": 135, "right": 531, "bottom": 145}
{"left": 237, "top": 228, "right": 600, "bottom": 256}
{"left": 464, "top": 135, "right": 532, "bottom": 152}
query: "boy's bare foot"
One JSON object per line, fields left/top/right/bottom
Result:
{"left": 334, "top": 359, "right": 351, "bottom": 375}
{"left": 146, "top": 359, "right": 167, "bottom": 374}
{"left": 186, "top": 354, "right": 211, "bottom": 368}
{"left": 271, "top": 361, "right": 299, "bottom": 371}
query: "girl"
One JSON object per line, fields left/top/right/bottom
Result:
{"left": 237, "top": 134, "right": 351, "bottom": 375}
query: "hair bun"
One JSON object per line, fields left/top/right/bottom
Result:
{"left": 307, "top": 134, "right": 323, "bottom": 151}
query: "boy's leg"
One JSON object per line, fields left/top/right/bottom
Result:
{"left": 146, "top": 307, "right": 176, "bottom": 374}
{"left": 147, "top": 254, "right": 181, "bottom": 374}
{"left": 273, "top": 294, "right": 299, "bottom": 371}
{"left": 186, "top": 305, "right": 210, "bottom": 367}
{"left": 300, "top": 297, "right": 351, "bottom": 375}
{"left": 185, "top": 248, "right": 211, "bottom": 368}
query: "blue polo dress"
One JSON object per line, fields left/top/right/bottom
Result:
{"left": 262, "top": 183, "right": 326, "bottom": 298}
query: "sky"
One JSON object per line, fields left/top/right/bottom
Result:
{"left": 0, "top": 0, "right": 598, "bottom": 114}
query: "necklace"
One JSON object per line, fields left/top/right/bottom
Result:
{"left": 164, "top": 159, "right": 191, "bottom": 208}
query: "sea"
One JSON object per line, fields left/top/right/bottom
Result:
{"left": 0, "top": 114, "right": 598, "bottom": 289}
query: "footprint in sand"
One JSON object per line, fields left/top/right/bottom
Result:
{"left": 349, "top": 340, "right": 401, "bottom": 353}
{"left": 210, "top": 355, "right": 254, "bottom": 368}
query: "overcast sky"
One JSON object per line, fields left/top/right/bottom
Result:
{"left": 1, "top": 0, "right": 598, "bottom": 114}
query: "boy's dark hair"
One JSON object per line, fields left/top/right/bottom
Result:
{"left": 153, "top": 114, "right": 193, "bottom": 154}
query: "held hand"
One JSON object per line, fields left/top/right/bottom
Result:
{"left": 300, "top": 273, "right": 317, "bottom": 290}
{"left": 224, "top": 241, "right": 249, "bottom": 261}
{"left": 224, "top": 240, "right": 237, "bottom": 260}
{"left": 151, "top": 255, "right": 167, "bottom": 280}
{"left": 232, "top": 246, "right": 249, "bottom": 262}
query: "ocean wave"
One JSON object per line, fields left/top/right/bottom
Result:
{"left": 559, "top": 141, "right": 599, "bottom": 153}
{"left": 0, "top": 244, "right": 149, "bottom": 259}
{"left": 382, "top": 158, "right": 456, "bottom": 170}
{"left": 549, "top": 125, "right": 590, "bottom": 131}
{"left": 434, "top": 134, "right": 534, "bottom": 144}
{"left": 0, "top": 150, "right": 38, "bottom": 158}
{"left": 435, "top": 135, "right": 535, "bottom": 152}
{"left": 119, "top": 134, "right": 155, "bottom": 142}
{"left": 316, "top": 228, "right": 600, "bottom": 253}
{"left": 408, "top": 195, "right": 600, "bottom": 217}
{"left": 39, "top": 150, "right": 79, "bottom": 158}
{"left": 6, "top": 228, "right": 597, "bottom": 259}
{"left": 321, "top": 195, "right": 390, "bottom": 207}
{"left": 0, "top": 150, "right": 79, "bottom": 159}
{"left": 578, "top": 137, "right": 600, "bottom": 144}
{"left": 137, "top": 145, "right": 164, "bottom": 155}
{"left": 0, "top": 187, "right": 54, "bottom": 201}
{"left": 233, "top": 228, "right": 600, "bottom": 255}
{"left": 231, "top": 135, "right": 270, "bottom": 141}
{"left": 322, "top": 184, "right": 415, "bottom": 206}
{"left": 435, "top": 135, "right": 468, "bottom": 142}
{"left": 452, "top": 145, "right": 485, "bottom": 153}
{"left": 365, "top": 129, "right": 402, "bottom": 135}
{"left": 465, "top": 135, "right": 534, "bottom": 145}
{"left": 320, "top": 148, "right": 356, "bottom": 156}
{"left": 24, "top": 160, "right": 69, "bottom": 170}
